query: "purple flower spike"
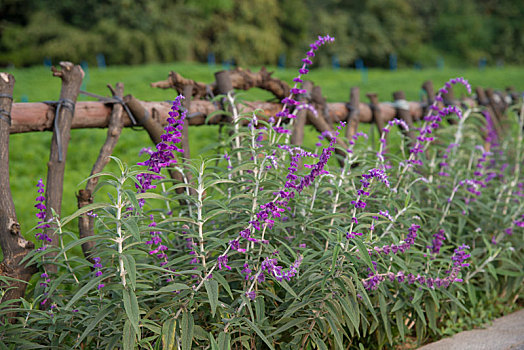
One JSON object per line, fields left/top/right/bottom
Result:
{"left": 92, "top": 257, "right": 104, "bottom": 289}
{"left": 217, "top": 255, "right": 231, "bottom": 271}
{"left": 276, "top": 35, "right": 335, "bottom": 124}
{"left": 246, "top": 291, "right": 256, "bottom": 300}
{"left": 35, "top": 179, "right": 51, "bottom": 249}
{"left": 428, "top": 229, "right": 446, "bottom": 255}
{"left": 136, "top": 95, "right": 187, "bottom": 195}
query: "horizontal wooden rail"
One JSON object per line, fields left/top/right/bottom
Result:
{"left": 9, "top": 99, "right": 430, "bottom": 134}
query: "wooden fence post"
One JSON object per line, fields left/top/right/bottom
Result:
{"left": 44, "top": 62, "right": 84, "bottom": 274}
{"left": 214, "top": 70, "right": 233, "bottom": 124}
{"left": 393, "top": 91, "right": 415, "bottom": 140}
{"left": 366, "top": 93, "right": 385, "bottom": 136}
{"left": 0, "top": 72, "right": 37, "bottom": 319}
{"left": 345, "top": 87, "right": 360, "bottom": 141}
{"left": 485, "top": 88, "right": 505, "bottom": 122}
{"left": 77, "top": 83, "right": 125, "bottom": 262}
{"left": 422, "top": 80, "right": 435, "bottom": 106}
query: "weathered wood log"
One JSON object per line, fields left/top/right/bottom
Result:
{"left": 422, "top": 80, "right": 435, "bottom": 106}
{"left": 6, "top": 96, "right": 498, "bottom": 135}
{"left": 485, "top": 88, "right": 505, "bottom": 121}
{"left": 345, "top": 87, "right": 360, "bottom": 140}
{"left": 366, "top": 93, "right": 386, "bottom": 135}
{"left": 151, "top": 67, "right": 290, "bottom": 101}
{"left": 5, "top": 99, "right": 427, "bottom": 133}
{"left": 0, "top": 72, "right": 37, "bottom": 321}
{"left": 77, "top": 83, "right": 125, "bottom": 263}
{"left": 215, "top": 70, "right": 234, "bottom": 123}
{"left": 393, "top": 91, "right": 415, "bottom": 140}
{"left": 44, "top": 62, "right": 84, "bottom": 274}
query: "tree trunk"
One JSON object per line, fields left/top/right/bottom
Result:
{"left": 0, "top": 72, "right": 37, "bottom": 322}
{"left": 44, "top": 62, "right": 84, "bottom": 274}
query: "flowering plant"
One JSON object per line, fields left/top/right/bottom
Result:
{"left": 3, "top": 37, "right": 522, "bottom": 350}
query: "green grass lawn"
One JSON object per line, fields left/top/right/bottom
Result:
{"left": 5, "top": 62, "right": 524, "bottom": 240}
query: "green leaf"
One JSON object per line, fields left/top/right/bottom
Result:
{"left": 413, "top": 304, "right": 426, "bottom": 326}
{"left": 391, "top": 299, "right": 405, "bottom": 313}
{"left": 124, "top": 189, "right": 143, "bottom": 215}
{"left": 204, "top": 280, "right": 219, "bottom": 317}
{"left": 123, "top": 288, "right": 140, "bottom": 335}
{"left": 135, "top": 192, "right": 171, "bottom": 201}
{"left": 123, "top": 319, "right": 136, "bottom": 350}
{"left": 412, "top": 288, "right": 423, "bottom": 304}
{"left": 123, "top": 217, "right": 140, "bottom": 241}
{"left": 75, "top": 304, "right": 115, "bottom": 347}
{"left": 339, "top": 296, "right": 359, "bottom": 336}
{"left": 396, "top": 311, "right": 405, "bottom": 341}
{"left": 278, "top": 279, "right": 298, "bottom": 299}
{"left": 65, "top": 275, "right": 106, "bottom": 310}
{"left": 269, "top": 317, "right": 308, "bottom": 338}
{"left": 330, "top": 244, "right": 341, "bottom": 277}
{"left": 159, "top": 216, "right": 197, "bottom": 225}
{"left": 467, "top": 283, "right": 477, "bottom": 306}
{"left": 425, "top": 298, "right": 437, "bottom": 332}
{"left": 241, "top": 317, "right": 274, "bottom": 350}
{"left": 255, "top": 296, "right": 266, "bottom": 323}
{"left": 122, "top": 254, "right": 137, "bottom": 291}
{"left": 58, "top": 235, "right": 110, "bottom": 257}
{"left": 325, "top": 314, "right": 344, "bottom": 349}
{"left": 217, "top": 332, "right": 231, "bottom": 350}
{"left": 61, "top": 202, "right": 111, "bottom": 226}
{"left": 209, "top": 334, "right": 219, "bottom": 350}
{"left": 212, "top": 272, "right": 233, "bottom": 299}
{"left": 161, "top": 318, "right": 177, "bottom": 350}
{"left": 353, "top": 239, "right": 373, "bottom": 270}
{"left": 155, "top": 283, "right": 190, "bottom": 294}
{"left": 181, "top": 311, "right": 194, "bottom": 350}
{"left": 379, "top": 294, "right": 392, "bottom": 344}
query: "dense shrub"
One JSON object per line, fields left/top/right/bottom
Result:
{"left": 0, "top": 36, "right": 522, "bottom": 349}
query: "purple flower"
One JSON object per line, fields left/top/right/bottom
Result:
{"left": 92, "top": 257, "right": 104, "bottom": 289}
{"left": 145, "top": 215, "right": 169, "bottom": 265}
{"left": 246, "top": 291, "right": 256, "bottom": 300}
{"left": 378, "top": 210, "right": 393, "bottom": 221}
{"left": 241, "top": 263, "right": 252, "bottom": 280}
{"left": 275, "top": 35, "right": 335, "bottom": 123}
{"left": 136, "top": 95, "right": 186, "bottom": 194}
{"left": 217, "top": 255, "right": 231, "bottom": 271}
{"left": 35, "top": 179, "right": 51, "bottom": 248}
{"left": 428, "top": 229, "right": 446, "bottom": 255}
{"left": 369, "top": 224, "right": 420, "bottom": 256}
{"left": 408, "top": 78, "right": 470, "bottom": 165}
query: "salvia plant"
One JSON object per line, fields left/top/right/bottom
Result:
{"left": 1, "top": 35, "right": 522, "bottom": 350}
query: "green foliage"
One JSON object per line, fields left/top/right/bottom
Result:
{"left": 1, "top": 0, "right": 524, "bottom": 67}
{"left": 1, "top": 74, "right": 522, "bottom": 349}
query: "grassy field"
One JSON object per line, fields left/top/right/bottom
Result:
{"left": 5, "top": 62, "right": 524, "bottom": 238}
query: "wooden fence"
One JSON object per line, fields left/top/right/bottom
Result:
{"left": 0, "top": 62, "right": 519, "bottom": 314}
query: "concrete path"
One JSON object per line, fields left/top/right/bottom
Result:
{"left": 418, "top": 308, "right": 524, "bottom": 350}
